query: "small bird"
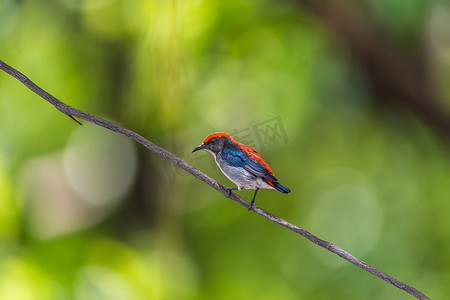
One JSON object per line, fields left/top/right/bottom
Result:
{"left": 192, "top": 132, "right": 290, "bottom": 209}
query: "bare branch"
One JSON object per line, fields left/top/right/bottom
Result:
{"left": 0, "top": 59, "right": 430, "bottom": 300}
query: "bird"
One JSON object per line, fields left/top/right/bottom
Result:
{"left": 192, "top": 132, "right": 290, "bottom": 210}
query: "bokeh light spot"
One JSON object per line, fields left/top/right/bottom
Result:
{"left": 307, "top": 184, "right": 382, "bottom": 266}
{"left": 63, "top": 123, "right": 137, "bottom": 207}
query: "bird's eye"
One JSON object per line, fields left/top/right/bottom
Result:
{"left": 211, "top": 139, "right": 216, "bottom": 144}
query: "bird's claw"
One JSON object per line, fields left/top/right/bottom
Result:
{"left": 247, "top": 188, "right": 258, "bottom": 211}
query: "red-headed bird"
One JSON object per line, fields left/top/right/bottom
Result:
{"left": 192, "top": 132, "right": 290, "bottom": 209}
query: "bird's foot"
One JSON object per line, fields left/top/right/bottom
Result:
{"left": 226, "top": 187, "right": 238, "bottom": 198}
{"left": 247, "top": 188, "right": 259, "bottom": 211}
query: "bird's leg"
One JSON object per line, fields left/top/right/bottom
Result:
{"left": 248, "top": 188, "right": 259, "bottom": 211}
{"left": 226, "top": 187, "right": 239, "bottom": 198}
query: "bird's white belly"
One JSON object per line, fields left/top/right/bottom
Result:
{"left": 215, "top": 156, "right": 274, "bottom": 190}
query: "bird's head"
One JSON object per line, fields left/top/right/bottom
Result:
{"left": 192, "top": 132, "right": 233, "bottom": 155}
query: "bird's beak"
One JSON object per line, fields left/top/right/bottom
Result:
{"left": 192, "top": 143, "right": 205, "bottom": 153}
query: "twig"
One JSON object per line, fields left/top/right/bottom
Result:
{"left": 0, "top": 59, "right": 430, "bottom": 300}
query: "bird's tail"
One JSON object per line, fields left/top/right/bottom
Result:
{"left": 272, "top": 182, "right": 291, "bottom": 194}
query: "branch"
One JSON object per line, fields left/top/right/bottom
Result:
{"left": 0, "top": 59, "right": 430, "bottom": 300}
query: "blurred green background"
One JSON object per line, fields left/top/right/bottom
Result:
{"left": 0, "top": 0, "right": 449, "bottom": 299}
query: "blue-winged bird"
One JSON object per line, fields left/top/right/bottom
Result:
{"left": 192, "top": 132, "right": 290, "bottom": 209}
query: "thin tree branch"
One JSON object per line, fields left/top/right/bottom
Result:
{"left": 0, "top": 59, "right": 430, "bottom": 300}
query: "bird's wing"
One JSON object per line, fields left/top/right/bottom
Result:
{"left": 221, "top": 148, "right": 278, "bottom": 182}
